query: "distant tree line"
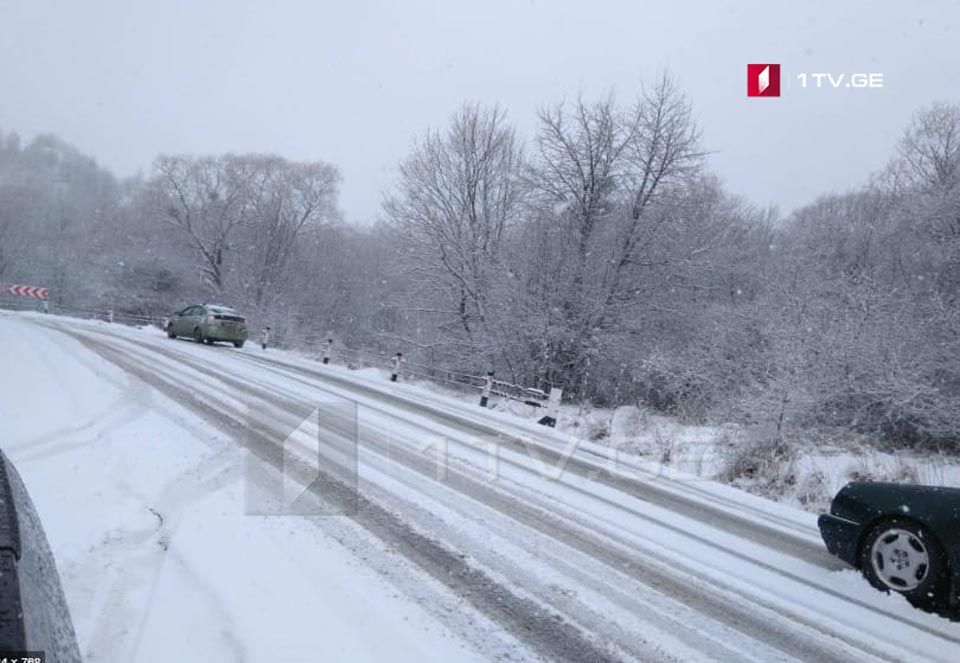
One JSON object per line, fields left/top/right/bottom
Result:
{"left": 1, "top": 78, "right": 957, "bottom": 448}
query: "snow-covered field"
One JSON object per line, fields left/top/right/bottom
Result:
{"left": 2, "top": 310, "right": 958, "bottom": 663}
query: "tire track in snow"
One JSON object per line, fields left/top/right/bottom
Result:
{"left": 42, "top": 320, "right": 960, "bottom": 662}
{"left": 64, "top": 330, "right": 631, "bottom": 663}
{"left": 237, "top": 352, "right": 838, "bottom": 567}
{"left": 54, "top": 325, "right": 937, "bottom": 663}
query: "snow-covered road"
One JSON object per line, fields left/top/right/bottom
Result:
{"left": 2, "top": 311, "right": 958, "bottom": 663}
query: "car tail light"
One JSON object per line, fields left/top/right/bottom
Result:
{"left": 207, "top": 314, "right": 216, "bottom": 323}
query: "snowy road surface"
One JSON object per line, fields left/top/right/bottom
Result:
{"left": 1, "top": 311, "right": 958, "bottom": 663}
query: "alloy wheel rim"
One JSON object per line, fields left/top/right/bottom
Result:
{"left": 870, "top": 528, "right": 929, "bottom": 591}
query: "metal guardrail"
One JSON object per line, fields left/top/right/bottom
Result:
{"left": 0, "top": 299, "right": 163, "bottom": 327}
{"left": 320, "top": 344, "right": 551, "bottom": 407}
{"left": 235, "top": 324, "right": 553, "bottom": 408}
{"left": 0, "top": 300, "right": 557, "bottom": 413}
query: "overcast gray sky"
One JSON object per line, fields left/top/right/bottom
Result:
{"left": 1, "top": 0, "right": 958, "bottom": 224}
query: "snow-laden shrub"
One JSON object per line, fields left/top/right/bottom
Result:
{"left": 795, "top": 470, "right": 830, "bottom": 511}
{"left": 719, "top": 429, "right": 799, "bottom": 497}
{"left": 610, "top": 405, "right": 644, "bottom": 438}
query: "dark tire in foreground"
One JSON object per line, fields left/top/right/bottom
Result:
{"left": 193, "top": 327, "right": 203, "bottom": 343}
{"left": 233, "top": 340, "right": 245, "bottom": 348}
{"left": 859, "top": 518, "right": 950, "bottom": 608}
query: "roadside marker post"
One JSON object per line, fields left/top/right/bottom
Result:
{"left": 322, "top": 338, "right": 333, "bottom": 364}
{"left": 537, "top": 387, "right": 562, "bottom": 427}
{"left": 390, "top": 353, "right": 403, "bottom": 382}
{"left": 480, "top": 371, "right": 494, "bottom": 408}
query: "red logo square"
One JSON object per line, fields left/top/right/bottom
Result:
{"left": 747, "top": 64, "right": 780, "bottom": 97}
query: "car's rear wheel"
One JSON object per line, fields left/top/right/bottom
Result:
{"left": 193, "top": 327, "right": 204, "bottom": 343}
{"left": 166, "top": 323, "right": 176, "bottom": 338}
{"left": 859, "top": 518, "right": 949, "bottom": 607}
{"left": 233, "top": 340, "right": 245, "bottom": 348}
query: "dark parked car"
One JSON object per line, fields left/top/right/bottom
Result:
{"left": 819, "top": 482, "right": 960, "bottom": 609}
{"left": 0, "top": 449, "right": 81, "bottom": 660}
{"left": 166, "top": 303, "right": 248, "bottom": 347}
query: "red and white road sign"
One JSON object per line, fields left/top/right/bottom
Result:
{"left": 6, "top": 284, "right": 49, "bottom": 299}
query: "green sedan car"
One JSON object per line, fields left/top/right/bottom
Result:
{"left": 166, "top": 304, "right": 248, "bottom": 347}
